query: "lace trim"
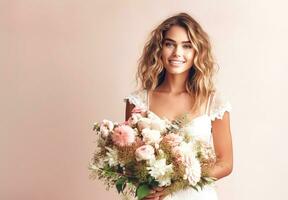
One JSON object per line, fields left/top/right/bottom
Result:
{"left": 124, "top": 89, "right": 232, "bottom": 121}
{"left": 210, "top": 101, "right": 232, "bottom": 121}
{"left": 123, "top": 90, "right": 147, "bottom": 109}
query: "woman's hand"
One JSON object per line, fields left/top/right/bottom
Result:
{"left": 143, "top": 187, "right": 168, "bottom": 200}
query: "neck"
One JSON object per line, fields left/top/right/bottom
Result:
{"left": 157, "top": 71, "right": 189, "bottom": 94}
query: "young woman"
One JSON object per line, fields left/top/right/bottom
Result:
{"left": 124, "top": 13, "right": 233, "bottom": 200}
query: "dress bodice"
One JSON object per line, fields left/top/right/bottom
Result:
{"left": 123, "top": 89, "right": 232, "bottom": 200}
{"left": 124, "top": 89, "right": 232, "bottom": 144}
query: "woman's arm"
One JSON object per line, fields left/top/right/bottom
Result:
{"left": 125, "top": 101, "right": 135, "bottom": 121}
{"left": 208, "top": 111, "right": 233, "bottom": 179}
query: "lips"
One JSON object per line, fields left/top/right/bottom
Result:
{"left": 169, "top": 59, "right": 185, "bottom": 65}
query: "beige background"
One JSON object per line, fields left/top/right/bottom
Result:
{"left": 1, "top": 0, "right": 288, "bottom": 199}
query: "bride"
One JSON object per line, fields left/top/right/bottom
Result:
{"left": 124, "top": 13, "right": 233, "bottom": 200}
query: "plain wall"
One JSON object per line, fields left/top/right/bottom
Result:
{"left": 1, "top": 0, "right": 288, "bottom": 199}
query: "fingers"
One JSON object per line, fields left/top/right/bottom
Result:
{"left": 144, "top": 190, "right": 164, "bottom": 199}
{"left": 155, "top": 187, "right": 168, "bottom": 200}
{"left": 159, "top": 196, "right": 165, "bottom": 200}
{"left": 158, "top": 193, "right": 168, "bottom": 200}
{"left": 143, "top": 197, "right": 159, "bottom": 200}
{"left": 145, "top": 192, "right": 158, "bottom": 199}
{"left": 144, "top": 187, "right": 167, "bottom": 200}
{"left": 145, "top": 191, "right": 164, "bottom": 199}
{"left": 144, "top": 194, "right": 157, "bottom": 199}
{"left": 154, "top": 187, "right": 165, "bottom": 192}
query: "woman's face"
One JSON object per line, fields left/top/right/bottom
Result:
{"left": 161, "top": 25, "right": 195, "bottom": 75}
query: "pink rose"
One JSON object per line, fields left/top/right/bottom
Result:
{"left": 163, "top": 133, "right": 183, "bottom": 147}
{"left": 111, "top": 125, "right": 136, "bottom": 146}
{"left": 171, "top": 146, "right": 181, "bottom": 157}
{"left": 135, "top": 145, "right": 155, "bottom": 161}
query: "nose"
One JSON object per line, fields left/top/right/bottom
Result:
{"left": 173, "top": 45, "right": 184, "bottom": 57}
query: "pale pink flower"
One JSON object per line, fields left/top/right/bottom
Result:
{"left": 171, "top": 146, "right": 181, "bottom": 156}
{"left": 163, "top": 133, "right": 183, "bottom": 147}
{"left": 141, "top": 128, "right": 162, "bottom": 148}
{"left": 111, "top": 125, "right": 135, "bottom": 146}
{"left": 135, "top": 144, "right": 155, "bottom": 161}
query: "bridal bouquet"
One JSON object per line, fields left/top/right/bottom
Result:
{"left": 89, "top": 107, "right": 217, "bottom": 199}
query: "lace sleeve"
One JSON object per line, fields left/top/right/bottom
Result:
{"left": 209, "top": 90, "right": 232, "bottom": 121}
{"left": 123, "top": 89, "right": 147, "bottom": 109}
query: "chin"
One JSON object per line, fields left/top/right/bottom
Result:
{"left": 165, "top": 66, "right": 191, "bottom": 75}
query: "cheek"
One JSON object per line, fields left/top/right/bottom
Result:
{"left": 161, "top": 48, "right": 172, "bottom": 60}
{"left": 186, "top": 51, "right": 195, "bottom": 61}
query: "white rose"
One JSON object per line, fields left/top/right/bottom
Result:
{"left": 128, "top": 113, "right": 142, "bottom": 126}
{"left": 137, "top": 118, "right": 152, "bottom": 130}
{"left": 150, "top": 118, "right": 167, "bottom": 133}
{"left": 135, "top": 145, "right": 155, "bottom": 161}
{"left": 142, "top": 128, "right": 162, "bottom": 146}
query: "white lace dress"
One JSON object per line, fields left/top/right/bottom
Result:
{"left": 124, "top": 89, "right": 232, "bottom": 200}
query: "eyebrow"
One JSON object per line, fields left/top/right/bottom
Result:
{"left": 163, "top": 38, "right": 191, "bottom": 44}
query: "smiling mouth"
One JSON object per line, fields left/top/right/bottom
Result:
{"left": 169, "top": 60, "right": 186, "bottom": 65}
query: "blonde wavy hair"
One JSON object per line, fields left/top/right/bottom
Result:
{"left": 137, "top": 12, "right": 218, "bottom": 114}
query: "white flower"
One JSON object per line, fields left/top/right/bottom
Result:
{"left": 128, "top": 113, "right": 142, "bottom": 126}
{"left": 147, "top": 158, "right": 174, "bottom": 187}
{"left": 150, "top": 118, "right": 167, "bottom": 133}
{"left": 100, "top": 119, "right": 114, "bottom": 138}
{"left": 89, "top": 163, "right": 98, "bottom": 170}
{"left": 175, "top": 141, "right": 195, "bottom": 157}
{"left": 135, "top": 144, "right": 155, "bottom": 161}
{"left": 137, "top": 118, "right": 152, "bottom": 130}
{"left": 183, "top": 154, "right": 201, "bottom": 186}
{"left": 141, "top": 128, "right": 162, "bottom": 147}
{"left": 178, "top": 126, "right": 194, "bottom": 140}
{"left": 104, "top": 147, "right": 118, "bottom": 167}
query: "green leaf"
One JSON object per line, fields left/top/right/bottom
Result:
{"left": 147, "top": 176, "right": 158, "bottom": 187}
{"left": 136, "top": 184, "right": 151, "bottom": 200}
{"left": 198, "top": 182, "right": 204, "bottom": 190}
{"left": 116, "top": 177, "right": 127, "bottom": 193}
{"left": 191, "top": 185, "right": 199, "bottom": 192}
{"left": 127, "top": 176, "right": 138, "bottom": 184}
{"left": 202, "top": 176, "right": 217, "bottom": 184}
{"left": 93, "top": 123, "right": 99, "bottom": 131}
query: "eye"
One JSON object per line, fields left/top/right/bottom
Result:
{"left": 164, "top": 42, "right": 174, "bottom": 48}
{"left": 183, "top": 44, "right": 192, "bottom": 49}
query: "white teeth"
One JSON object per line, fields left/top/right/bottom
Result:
{"left": 169, "top": 60, "right": 184, "bottom": 64}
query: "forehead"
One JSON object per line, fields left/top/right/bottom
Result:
{"left": 164, "top": 25, "right": 190, "bottom": 41}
